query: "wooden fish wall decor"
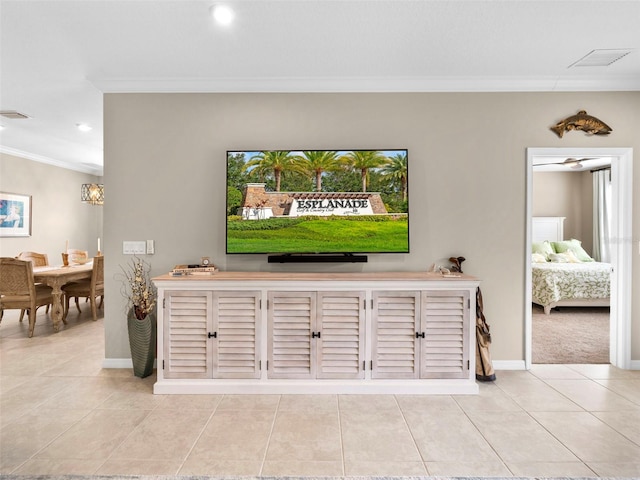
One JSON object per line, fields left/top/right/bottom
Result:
{"left": 551, "top": 110, "right": 612, "bottom": 138}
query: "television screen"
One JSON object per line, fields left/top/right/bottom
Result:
{"left": 226, "top": 149, "right": 409, "bottom": 255}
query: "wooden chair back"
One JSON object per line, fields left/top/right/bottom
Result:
{"left": 17, "top": 251, "right": 49, "bottom": 267}
{"left": 0, "top": 257, "right": 53, "bottom": 336}
{"left": 67, "top": 249, "right": 89, "bottom": 264}
{"left": 0, "top": 257, "right": 36, "bottom": 302}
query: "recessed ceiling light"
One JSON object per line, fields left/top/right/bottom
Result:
{"left": 211, "top": 4, "right": 234, "bottom": 26}
{"left": 0, "top": 125, "right": 5, "bottom": 131}
{"left": 77, "top": 123, "right": 92, "bottom": 132}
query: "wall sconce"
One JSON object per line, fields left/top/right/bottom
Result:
{"left": 81, "top": 183, "right": 104, "bottom": 205}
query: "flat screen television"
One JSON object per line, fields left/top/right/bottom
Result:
{"left": 226, "top": 149, "right": 409, "bottom": 259}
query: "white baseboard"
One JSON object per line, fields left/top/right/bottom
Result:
{"left": 492, "top": 360, "right": 527, "bottom": 370}
{"left": 102, "top": 358, "right": 133, "bottom": 369}
{"left": 630, "top": 360, "right": 640, "bottom": 370}
{"left": 102, "top": 358, "right": 158, "bottom": 369}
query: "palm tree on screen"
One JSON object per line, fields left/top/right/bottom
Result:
{"left": 297, "top": 150, "right": 340, "bottom": 192}
{"left": 341, "top": 150, "right": 387, "bottom": 192}
{"left": 380, "top": 152, "right": 408, "bottom": 201}
{"left": 244, "top": 151, "right": 305, "bottom": 192}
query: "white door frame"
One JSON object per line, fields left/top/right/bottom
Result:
{"left": 525, "top": 147, "right": 633, "bottom": 369}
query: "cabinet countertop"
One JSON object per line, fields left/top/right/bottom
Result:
{"left": 153, "top": 271, "right": 478, "bottom": 282}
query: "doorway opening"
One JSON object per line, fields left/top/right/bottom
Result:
{"left": 525, "top": 147, "right": 632, "bottom": 369}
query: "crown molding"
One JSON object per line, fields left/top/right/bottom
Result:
{"left": 0, "top": 145, "right": 103, "bottom": 176}
{"left": 91, "top": 75, "right": 640, "bottom": 93}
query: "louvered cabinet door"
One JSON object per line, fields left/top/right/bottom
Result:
{"left": 163, "top": 291, "right": 212, "bottom": 379}
{"left": 371, "top": 291, "right": 420, "bottom": 379}
{"left": 268, "top": 291, "right": 316, "bottom": 379}
{"left": 316, "top": 291, "right": 365, "bottom": 379}
{"left": 212, "top": 291, "right": 261, "bottom": 379}
{"left": 420, "top": 290, "right": 470, "bottom": 379}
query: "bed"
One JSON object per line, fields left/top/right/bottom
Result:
{"left": 531, "top": 217, "right": 611, "bottom": 314}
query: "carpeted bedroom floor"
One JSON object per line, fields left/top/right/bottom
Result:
{"left": 532, "top": 305, "right": 610, "bottom": 364}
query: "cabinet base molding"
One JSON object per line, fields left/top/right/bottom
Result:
{"left": 154, "top": 379, "right": 479, "bottom": 395}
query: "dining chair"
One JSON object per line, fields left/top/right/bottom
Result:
{"left": 0, "top": 257, "right": 54, "bottom": 337}
{"left": 63, "top": 255, "right": 104, "bottom": 321}
{"left": 16, "top": 251, "right": 51, "bottom": 319}
{"left": 67, "top": 249, "right": 89, "bottom": 264}
{"left": 17, "top": 251, "right": 49, "bottom": 267}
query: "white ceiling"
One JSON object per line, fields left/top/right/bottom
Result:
{"left": 1, "top": 0, "right": 639, "bottom": 176}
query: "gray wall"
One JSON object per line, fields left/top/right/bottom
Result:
{"left": 533, "top": 171, "right": 594, "bottom": 253}
{"left": 0, "top": 152, "right": 102, "bottom": 262}
{"left": 102, "top": 91, "right": 639, "bottom": 363}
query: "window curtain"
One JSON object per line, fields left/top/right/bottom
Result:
{"left": 592, "top": 168, "right": 611, "bottom": 263}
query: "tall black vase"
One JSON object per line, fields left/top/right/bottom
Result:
{"left": 127, "top": 308, "right": 156, "bottom": 378}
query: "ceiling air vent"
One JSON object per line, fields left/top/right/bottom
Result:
{"left": 569, "top": 49, "right": 632, "bottom": 68}
{"left": 0, "top": 110, "right": 31, "bottom": 119}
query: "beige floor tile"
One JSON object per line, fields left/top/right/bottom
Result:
{"left": 96, "top": 388, "right": 164, "bottom": 410}
{"left": 594, "top": 378, "right": 640, "bottom": 404}
{"left": 454, "top": 381, "right": 523, "bottom": 412}
{"left": 495, "top": 374, "right": 583, "bottom": 412}
{"left": 338, "top": 394, "right": 399, "bottom": 412}
{"left": 467, "top": 410, "right": 578, "bottom": 463}
{"left": 0, "top": 408, "right": 90, "bottom": 459}
{"left": 12, "top": 458, "right": 105, "bottom": 475}
{"left": 344, "top": 460, "right": 427, "bottom": 476}
{"left": 278, "top": 393, "right": 338, "bottom": 412}
{"left": 179, "top": 458, "right": 263, "bottom": 476}
{"left": 568, "top": 364, "right": 640, "bottom": 379}
{"left": 154, "top": 393, "right": 223, "bottom": 410}
{"left": 403, "top": 410, "right": 500, "bottom": 462}
{"left": 340, "top": 409, "right": 421, "bottom": 462}
{"left": 262, "top": 460, "right": 344, "bottom": 476}
{"left": 0, "top": 455, "right": 26, "bottom": 475}
{"left": 587, "top": 461, "right": 640, "bottom": 477}
{"left": 40, "top": 354, "right": 105, "bottom": 377}
{"left": 95, "top": 458, "right": 183, "bottom": 475}
{"left": 189, "top": 409, "right": 275, "bottom": 460}
{"left": 34, "top": 409, "right": 150, "bottom": 460}
{"left": 529, "top": 364, "right": 588, "bottom": 379}
{"left": 544, "top": 378, "right": 640, "bottom": 411}
{"left": 43, "top": 377, "right": 131, "bottom": 410}
{"left": 0, "top": 375, "right": 31, "bottom": 394}
{"left": 507, "top": 461, "right": 596, "bottom": 477}
{"left": 216, "top": 394, "right": 280, "bottom": 411}
{"left": 532, "top": 411, "right": 640, "bottom": 463}
{"left": 593, "top": 410, "right": 640, "bottom": 444}
{"left": 266, "top": 410, "right": 342, "bottom": 462}
{"left": 426, "top": 461, "right": 512, "bottom": 477}
{"left": 396, "top": 394, "right": 462, "bottom": 412}
{"left": 0, "top": 376, "right": 78, "bottom": 428}
{"left": 109, "top": 408, "right": 212, "bottom": 461}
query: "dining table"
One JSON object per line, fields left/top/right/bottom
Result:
{"left": 33, "top": 262, "right": 93, "bottom": 333}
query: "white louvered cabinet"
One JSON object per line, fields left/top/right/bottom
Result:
{"left": 267, "top": 291, "right": 365, "bottom": 379}
{"left": 153, "top": 271, "right": 479, "bottom": 395}
{"left": 371, "top": 290, "right": 470, "bottom": 380}
{"left": 163, "top": 290, "right": 261, "bottom": 379}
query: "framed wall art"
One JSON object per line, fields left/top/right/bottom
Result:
{"left": 0, "top": 192, "right": 32, "bottom": 237}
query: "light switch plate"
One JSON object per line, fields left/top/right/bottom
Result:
{"left": 146, "top": 239, "right": 155, "bottom": 254}
{"left": 123, "top": 241, "right": 146, "bottom": 254}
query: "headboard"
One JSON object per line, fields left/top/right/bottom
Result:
{"left": 532, "top": 216, "right": 565, "bottom": 243}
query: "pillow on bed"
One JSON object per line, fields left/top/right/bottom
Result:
{"left": 532, "top": 253, "right": 548, "bottom": 263}
{"left": 532, "top": 241, "right": 554, "bottom": 259}
{"left": 552, "top": 239, "right": 594, "bottom": 262}
{"left": 549, "top": 251, "right": 581, "bottom": 263}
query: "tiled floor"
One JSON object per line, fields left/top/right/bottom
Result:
{"left": 1, "top": 307, "right": 640, "bottom": 478}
